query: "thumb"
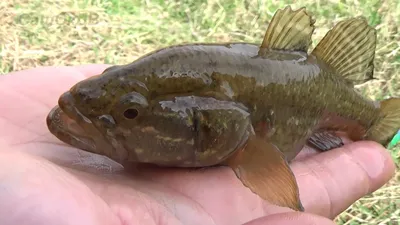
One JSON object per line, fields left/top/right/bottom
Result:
{"left": 243, "top": 212, "right": 336, "bottom": 225}
{"left": 291, "top": 141, "right": 395, "bottom": 218}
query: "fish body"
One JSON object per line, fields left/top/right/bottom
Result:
{"left": 47, "top": 6, "right": 400, "bottom": 212}
{"left": 68, "top": 43, "right": 380, "bottom": 162}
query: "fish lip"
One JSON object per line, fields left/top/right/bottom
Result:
{"left": 58, "top": 91, "right": 92, "bottom": 125}
{"left": 46, "top": 105, "right": 97, "bottom": 152}
{"left": 49, "top": 92, "right": 117, "bottom": 157}
{"left": 48, "top": 90, "right": 100, "bottom": 153}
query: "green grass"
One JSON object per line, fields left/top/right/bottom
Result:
{"left": 1, "top": 0, "right": 399, "bottom": 224}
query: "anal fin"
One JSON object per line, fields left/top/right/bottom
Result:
{"left": 223, "top": 135, "right": 304, "bottom": 211}
{"left": 307, "top": 130, "right": 344, "bottom": 152}
{"left": 258, "top": 6, "right": 315, "bottom": 55}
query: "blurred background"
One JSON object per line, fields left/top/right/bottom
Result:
{"left": 0, "top": 0, "right": 399, "bottom": 224}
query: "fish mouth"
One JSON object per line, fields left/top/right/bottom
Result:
{"left": 46, "top": 91, "right": 97, "bottom": 153}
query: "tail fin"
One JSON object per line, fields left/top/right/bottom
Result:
{"left": 367, "top": 98, "right": 400, "bottom": 146}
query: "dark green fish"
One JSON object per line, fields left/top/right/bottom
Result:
{"left": 46, "top": 6, "right": 400, "bottom": 211}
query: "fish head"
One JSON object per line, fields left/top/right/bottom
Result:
{"left": 47, "top": 72, "right": 252, "bottom": 167}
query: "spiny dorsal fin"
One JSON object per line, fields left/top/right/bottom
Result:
{"left": 310, "top": 17, "right": 377, "bottom": 85}
{"left": 258, "top": 6, "right": 315, "bottom": 56}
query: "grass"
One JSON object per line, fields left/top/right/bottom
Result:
{"left": 1, "top": 0, "right": 399, "bottom": 224}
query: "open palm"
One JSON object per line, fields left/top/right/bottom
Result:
{"left": 0, "top": 65, "right": 395, "bottom": 225}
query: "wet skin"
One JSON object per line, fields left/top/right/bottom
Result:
{"left": 47, "top": 43, "right": 381, "bottom": 167}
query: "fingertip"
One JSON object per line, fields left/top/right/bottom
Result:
{"left": 342, "top": 141, "right": 396, "bottom": 192}
{"left": 71, "top": 64, "right": 112, "bottom": 78}
{"left": 243, "top": 212, "right": 336, "bottom": 225}
{"left": 291, "top": 140, "right": 396, "bottom": 218}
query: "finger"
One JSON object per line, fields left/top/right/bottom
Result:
{"left": 293, "top": 145, "right": 319, "bottom": 160}
{"left": 0, "top": 151, "right": 121, "bottom": 225}
{"left": 70, "top": 64, "right": 111, "bottom": 78}
{"left": 0, "top": 65, "right": 109, "bottom": 146}
{"left": 118, "top": 141, "right": 395, "bottom": 224}
{"left": 294, "top": 134, "right": 354, "bottom": 161}
{"left": 243, "top": 212, "right": 336, "bottom": 225}
{"left": 2, "top": 64, "right": 110, "bottom": 92}
{"left": 291, "top": 141, "right": 395, "bottom": 219}
{"left": 0, "top": 65, "right": 122, "bottom": 171}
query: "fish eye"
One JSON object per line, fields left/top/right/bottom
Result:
{"left": 123, "top": 108, "right": 139, "bottom": 119}
{"left": 110, "top": 92, "right": 148, "bottom": 123}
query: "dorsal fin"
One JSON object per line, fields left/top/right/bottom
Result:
{"left": 258, "top": 6, "right": 315, "bottom": 56}
{"left": 310, "top": 17, "right": 377, "bottom": 85}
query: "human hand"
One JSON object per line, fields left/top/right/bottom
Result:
{"left": 0, "top": 65, "right": 395, "bottom": 225}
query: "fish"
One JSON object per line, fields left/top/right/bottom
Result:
{"left": 46, "top": 6, "right": 400, "bottom": 212}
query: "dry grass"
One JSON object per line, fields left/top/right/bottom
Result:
{"left": 1, "top": 0, "right": 399, "bottom": 224}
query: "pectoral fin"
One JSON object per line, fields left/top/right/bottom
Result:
{"left": 307, "top": 130, "right": 344, "bottom": 151}
{"left": 223, "top": 136, "right": 303, "bottom": 211}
